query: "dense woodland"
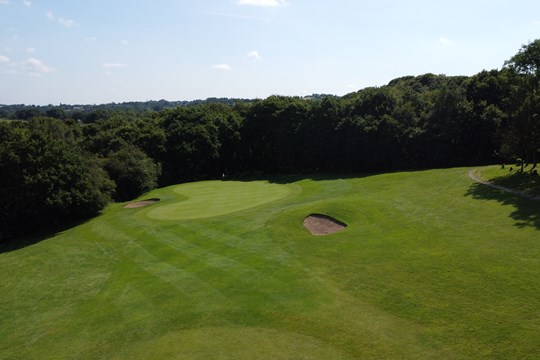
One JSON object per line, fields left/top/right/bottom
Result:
{"left": 1, "top": 41, "right": 540, "bottom": 240}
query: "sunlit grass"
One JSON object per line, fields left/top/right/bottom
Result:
{"left": 1, "top": 168, "right": 539, "bottom": 359}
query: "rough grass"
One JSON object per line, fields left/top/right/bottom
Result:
{"left": 1, "top": 168, "right": 539, "bottom": 359}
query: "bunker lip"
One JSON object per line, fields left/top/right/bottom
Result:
{"left": 303, "top": 214, "right": 347, "bottom": 236}
{"left": 123, "top": 198, "right": 161, "bottom": 209}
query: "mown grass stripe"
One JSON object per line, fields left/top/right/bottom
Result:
{"left": 124, "top": 225, "right": 323, "bottom": 310}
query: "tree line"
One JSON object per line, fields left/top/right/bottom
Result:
{"left": 0, "top": 98, "right": 254, "bottom": 123}
{"left": 1, "top": 40, "right": 539, "bottom": 241}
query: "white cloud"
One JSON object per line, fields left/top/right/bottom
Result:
{"left": 26, "top": 47, "right": 36, "bottom": 53}
{"left": 0, "top": 0, "right": 10, "bottom": 5}
{"left": 209, "top": 12, "right": 274, "bottom": 22}
{"left": 212, "top": 64, "right": 232, "bottom": 71}
{"left": 247, "top": 50, "right": 262, "bottom": 60}
{"left": 0, "top": 55, "right": 10, "bottom": 63}
{"left": 121, "top": 40, "right": 129, "bottom": 46}
{"left": 439, "top": 37, "right": 452, "bottom": 45}
{"left": 58, "top": 17, "right": 79, "bottom": 28}
{"left": 85, "top": 36, "right": 98, "bottom": 42}
{"left": 103, "top": 63, "right": 128, "bottom": 69}
{"left": 46, "top": 11, "right": 79, "bottom": 28}
{"left": 22, "top": 58, "right": 55, "bottom": 77}
{"left": 236, "top": 0, "right": 288, "bottom": 7}
{"left": 22, "top": 0, "right": 31, "bottom": 7}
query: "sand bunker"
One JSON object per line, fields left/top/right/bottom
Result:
{"left": 303, "top": 214, "right": 347, "bottom": 236}
{"left": 123, "top": 198, "right": 160, "bottom": 209}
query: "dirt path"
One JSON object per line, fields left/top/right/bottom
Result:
{"left": 468, "top": 169, "right": 540, "bottom": 201}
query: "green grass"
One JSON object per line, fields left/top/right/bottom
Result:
{"left": 1, "top": 168, "right": 539, "bottom": 359}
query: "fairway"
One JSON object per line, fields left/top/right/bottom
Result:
{"left": 146, "top": 180, "right": 292, "bottom": 220}
{"left": 1, "top": 167, "right": 539, "bottom": 359}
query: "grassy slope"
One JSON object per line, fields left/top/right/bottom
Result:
{"left": 1, "top": 168, "right": 539, "bottom": 359}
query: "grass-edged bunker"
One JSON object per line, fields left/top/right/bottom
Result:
{"left": 123, "top": 198, "right": 161, "bottom": 208}
{"left": 303, "top": 213, "right": 347, "bottom": 235}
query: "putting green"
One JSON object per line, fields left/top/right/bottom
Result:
{"left": 146, "top": 180, "right": 292, "bottom": 220}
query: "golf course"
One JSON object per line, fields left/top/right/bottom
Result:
{"left": 1, "top": 166, "right": 539, "bottom": 359}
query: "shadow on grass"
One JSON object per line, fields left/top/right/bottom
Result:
{"left": 491, "top": 172, "right": 540, "bottom": 194}
{"left": 230, "top": 165, "right": 470, "bottom": 185}
{"left": 230, "top": 170, "right": 393, "bottom": 185}
{"left": 0, "top": 217, "right": 91, "bottom": 254}
{"left": 465, "top": 182, "right": 540, "bottom": 230}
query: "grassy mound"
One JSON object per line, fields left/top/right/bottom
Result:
{"left": 1, "top": 167, "right": 539, "bottom": 359}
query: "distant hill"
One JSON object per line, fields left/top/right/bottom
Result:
{"left": 0, "top": 97, "right": 256, "bottom": 119}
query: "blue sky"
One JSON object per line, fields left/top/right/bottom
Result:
{"left": 1, "top": 0, "right": 540, "bottom": 105}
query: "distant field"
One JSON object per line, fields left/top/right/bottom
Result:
{"left": 1, "top": 167, "right": 539, "bottom": 359}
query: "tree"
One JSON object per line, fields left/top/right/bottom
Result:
{"left": 0, "top": 118, "right": 114, "bottom": 240}
{"left": 501, "top": 92, "right": 540, "bottom": 171}
{"left": 422, "top": 80, "right": 474, "bottom": 165}
{"left": 45, "top": 107, "right": 67, "bottom": 119}
{"left": 338, "top": 87, "right": 403, "bottom": 170}
{"left": 505, "top": 40, "right": 540, "bottom": 78}
{"left": 82, "top": 113, "right": 166, "bottom": 162}
{"left": 103, "top": 145, "right": 160, "bottom": 201}
{"left": 160, "top": 105, "right": 224, "bottom": 182}
{"left": 84, "top": 109, "right": 110, "bottom": 123}
{"left": 15, "top": 108, "right": 40, "bottom": 120}
{"left": 502, "top": 41, "right": 540, "bottom": 169}
{"left": 297, "top": 96, "right": 342, "bottom": 171}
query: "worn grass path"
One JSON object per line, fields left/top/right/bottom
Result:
{"left": 1, "top": 168, "right": 539, "bottom": 359}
